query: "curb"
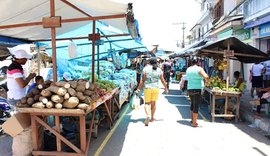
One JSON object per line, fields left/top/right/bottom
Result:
{"left": 240, "top": 106, "right": 270, "bottom": 134}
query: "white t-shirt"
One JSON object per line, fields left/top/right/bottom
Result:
{"left": 143, "top": 65, "right": 163, "bottom": 89}
{"left": 251, "top": 63, "right": 265, "bottom": 76}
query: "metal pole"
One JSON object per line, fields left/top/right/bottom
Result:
{"left": 91, "top": 20, "right": 96, "bottom": 83}
{"left": 50, "top": 0, "right": 57, "bottom": 82}
{"left": 182, "top": 23, "right": 185, "bottom": 48}
{"left": 97, "top": 29, "right": 100, "bottom": 78}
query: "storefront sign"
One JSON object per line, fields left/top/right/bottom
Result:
{"left": 224, "top": 50, "right": 234, "bottom": 57}
{"left": 259, "top": 22, "right": 270, "bottom": 38}
{"left": 235, "top": 29, "right": 251, "bottom": 41}
{"left": 217, "top": 28, "right": 233, "bottom": 39}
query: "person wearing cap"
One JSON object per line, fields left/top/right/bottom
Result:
{"left": 7, "top": 45, "right": 36, "bottom": 110}
{"left": 62, "top": 72, "right": 72, "bottom": 81}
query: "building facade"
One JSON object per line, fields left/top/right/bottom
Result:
{"left": 189, "top": 0, "right": 268, "bottom": 90}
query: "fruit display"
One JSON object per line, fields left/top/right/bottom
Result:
{"left": 214, "top": 59, "right": 227, "bottom": 71}
{"left": 208, "top": 76, "right": 240, "bottom": 92}
{"left": 208, "top": 76, "right": 226, "bottom": 89}
{"left": 95, "top": 79, "right": 117, "bottom": 95}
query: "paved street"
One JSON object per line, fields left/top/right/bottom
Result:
{"left": 0, "top": 83, "right": 270, "bottom": 156}
{"left": 88, "top": 83, "right": 270, "bottom": 156}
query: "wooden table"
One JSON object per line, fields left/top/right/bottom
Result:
{"left": 18, "top": 88, "right": 119, "bottom": 156}
{"left": 204, "top": 87, "right": 241, "bottom": 122}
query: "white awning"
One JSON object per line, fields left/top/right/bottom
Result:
{"left": 0, "top": 0, "right": 128, "bottom": 41}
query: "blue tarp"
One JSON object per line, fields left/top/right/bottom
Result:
{"left": 0, "top": 36, "right": 29, "bottom": 47}
{"left": 42, "top": 20, "right": 147, "bottom": 79}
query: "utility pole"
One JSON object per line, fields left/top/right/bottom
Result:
{"left": 173, "top": 22, "right": 186, "bottom": 48}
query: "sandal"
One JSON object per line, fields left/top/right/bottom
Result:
{"left": 150, "top": 118, "right": 155, "bottom": 122}
{"left": 144, "top": 117, "right": 150, "bottom": 126}
{"left": 191, "top": 123, "right": 198, "bottom": 127}
{"left": 249, "top": 100, "right": 260, "bottom": 106}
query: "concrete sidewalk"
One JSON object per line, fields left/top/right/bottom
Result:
{"left": 239, "top": 91, "right": 270, "bottom": 135}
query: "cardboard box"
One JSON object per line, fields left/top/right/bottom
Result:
{"left": 2, "top": 113, "right": 31, "bottom": 137}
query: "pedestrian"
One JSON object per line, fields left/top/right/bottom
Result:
{"left": 250, "top": 87, "right": 270, "bottom": 116}
{"left": 262, "top": 60, "right": 270, "bottom": 88}
{"left": 135, "top": 58, "right": 168, "bottom": 126}
{"left": 26, "top": 76, "right": 44, "bottom": 94}
{"left": 186, "top": 59, "right": 209, "bottom": 127}
{"left": 162, "top": 59, "right": 171, "bottom": 89}
{"left": 250, "top": 62, "right": 265, "bottom": 98}
{"left": 7, "top": 45, "right": 36, "bottom": 112}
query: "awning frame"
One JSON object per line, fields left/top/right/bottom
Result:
{"left": 0, "top": 0, "right": 129, "bottom": 82}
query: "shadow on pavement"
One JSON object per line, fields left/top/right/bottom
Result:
{"left": 234, "top": 123, "right": 270, "bottom": 146}
{"left": 176, "top": 120, "right": 191, "bottom": 127}
{"left": 129, "top": 118, "right": 145, "bottom": 123}
{"left": 88, "top": 103, "right": 131, "bottom": 156}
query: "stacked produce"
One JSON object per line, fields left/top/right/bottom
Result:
{"left": 99, "top": 61, "right": 115, "bottom": 80}
{"left": 17, "top": 79, "right": 116, "bottom": 110}
{"left": 214, "top": 59, "right": 227, "bottom": 71}
{"left": 95, "top": 79, "right": 117, "bottom": 96}
{"left": 208, "top": 76, "right": 240, "bottom": 92}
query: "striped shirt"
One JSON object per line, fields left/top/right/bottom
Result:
{"left": 7, "top": 61, "right": 26, "bottom": 100}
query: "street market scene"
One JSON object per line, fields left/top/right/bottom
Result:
{"left": 0, "top": 0, "right": 270, "bottom": 156}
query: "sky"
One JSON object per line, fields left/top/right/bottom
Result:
{"left": 113, "top": 0, "right": 201, "bottom": 51}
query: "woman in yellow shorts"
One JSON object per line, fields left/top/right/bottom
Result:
{"left": 136, "top": 58, "right": 168, "bottom": 126}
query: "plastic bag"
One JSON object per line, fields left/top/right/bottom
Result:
{"left": 130, "top": 94, "right": 140, "bottom": 109}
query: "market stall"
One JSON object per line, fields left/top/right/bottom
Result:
{"left": 0, "top": 0, "right": 144, "bottom": 155}
{"left": 184, "top": 37, "right": 269, "bottom": 122}
{"left": 16, "top": 79, "right": 120, "bottom": 155}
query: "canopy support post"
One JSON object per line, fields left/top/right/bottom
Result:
{"left": 50, "top": 0, "right": 57, "bottom": 82}
{"left": 91, "top": 20, "right": 96, "bottom": 83}
{"left": 37, "top": 45, "right": 41, "bottom": 76}
{"left": 97, "top": 29, "right": 100, "bottom": 78}
{"left": 226, "top": 42, "right": 230, "bottom": 91}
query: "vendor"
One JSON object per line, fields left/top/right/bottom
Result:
{"left": 233, "top": 71, "right": 245, "bottom": 92}
{"left": 27, "top": 76, "right": 44, "bottom": 94}
{"left": 7, "top": 45, "right": 36, "bottom": 111}
{"left": 62, "top": 72, "right": 73, "bottom": 81}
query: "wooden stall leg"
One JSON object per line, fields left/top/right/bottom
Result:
{"left": 31, "top": 115, "right": 39, "bottom": 154}
{"left": 225, "top": 95, "right": 228, "bottom": 115}
{"left": 235, "top": 96, "right": 240, "bottom": 122}
{"left": 55, "top": 115, "right": 61, "bottom": 152}
{"left": 86, "top": 110, "right": 96, "bottom": 154}
{"left": 34, "top": 116, "right": 82, "bottom": 154}
{"left": 80, "top": 115, "right": 86, "bottom": 153}
{"left": 104, "top": 101, "right": 113, "bottom": 129}
{"left": 212, "top": 95, "right": 216, "bottom": 122}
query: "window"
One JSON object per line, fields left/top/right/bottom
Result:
{"left": 213, "top": 0, "right": 224, "bottom": 23}
{"left": 244, "top": 0, "right": 270, "bottom": 18}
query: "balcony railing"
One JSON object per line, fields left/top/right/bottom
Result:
{"left": 244, "top": 0, "right": 270, "bottom": 18}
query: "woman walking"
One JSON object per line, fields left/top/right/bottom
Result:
{"left": 135, "top": 58, "right": 168, "bottom": 126}
{"left": 186, "top": 59, "right": 209, "bottom": 127}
